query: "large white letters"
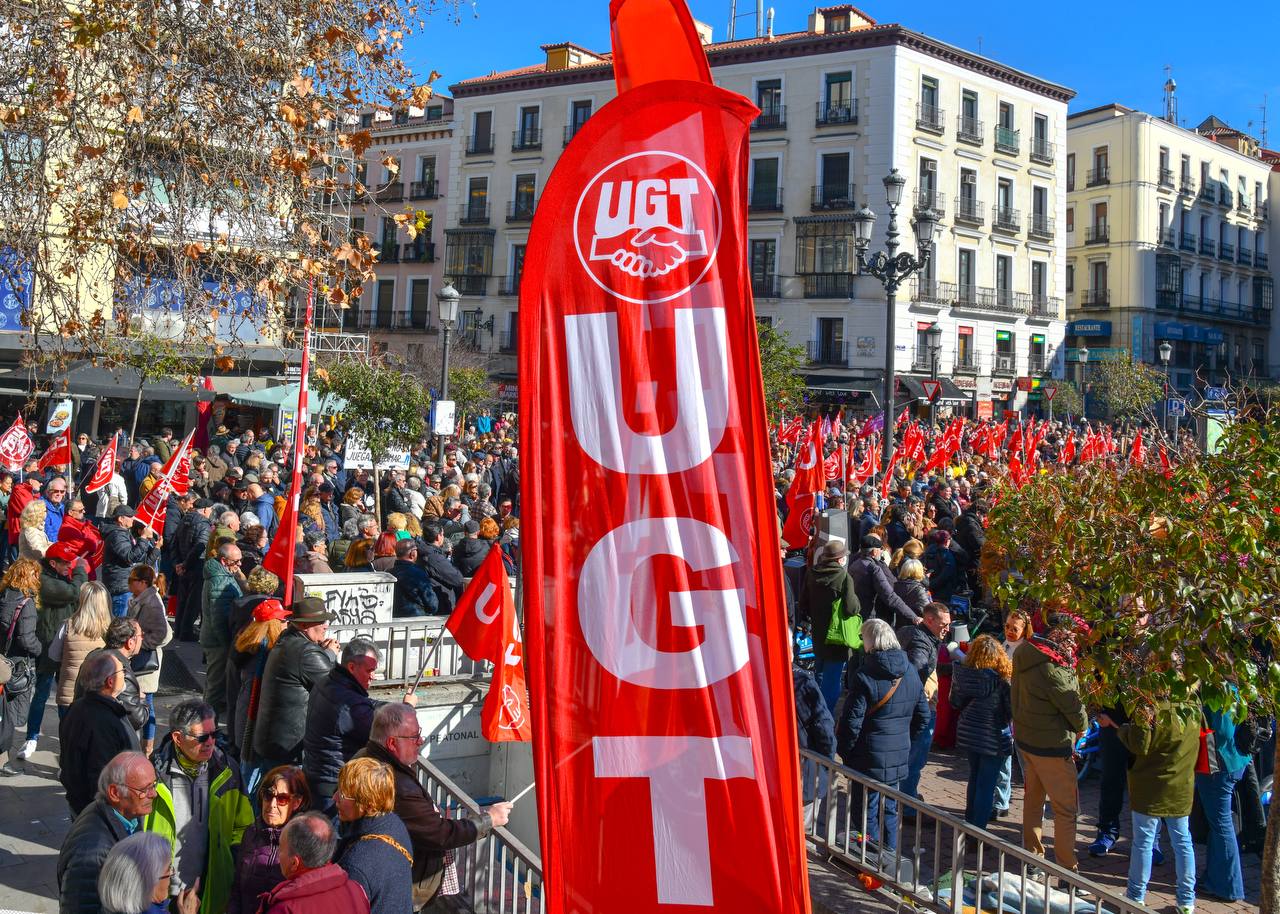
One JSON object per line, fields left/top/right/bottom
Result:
{"left": 593, "top": 735, "right": 756, "bottom": 906}
{"left": 565, "top": 307, "right": 729, "bottom": 475}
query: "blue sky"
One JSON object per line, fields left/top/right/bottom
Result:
{"left": 405, "top": 0, "right": 1280, "bottom": 145}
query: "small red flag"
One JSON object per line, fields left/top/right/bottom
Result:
{"left": 1129, "top": 429, "right": 1145, "bottom": 468}
{"left": 1059, "top": 433, "right": 1076, "bottom": 467}
{"left": 1158, "top": 442, "right": 1173, "bottom": 479}
{"left": 84, "top": 435, "right": 118, "bottom": 494}
{"left": 445, "top": 547, "right": 532, "bottom": 742}
{"left": 0, "top": 418, "right": 34, "bottom": 472}
{"left": 37, "top": 428, "right": 71, "bottom": 473}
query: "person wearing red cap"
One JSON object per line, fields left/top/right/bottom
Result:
{"left": 227, "top": 598, "right": 290, "bottom": 761}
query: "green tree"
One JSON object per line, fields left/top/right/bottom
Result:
{"left": 448, "top": 366, "right": 494, "bottom": 432}
{"left": 1045, "top": 380, "right": 1083, "bottom": 418}
{"left": 756, "top": 321, "right": 807, "bottom": 424}
{"left": 315, "top": 360, "right": 429, "bottom": 519}
{"left": 1089, "top": 357, "right": 1165, "bottom": 420}
{"left": 981, "top": 407, "right": 1280, "bottom": 909}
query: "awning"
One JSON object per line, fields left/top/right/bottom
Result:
{"left": 228, "top": 382, "right": 345, "bottom": 415}
{"left": 0, "top": 361, "right": 204, "bottom": 402}
{"left": 903, "top": 375, "right": 971, "bottom": 404}
{"left": 803, "top": 375, "right": 879, "bottom": 401}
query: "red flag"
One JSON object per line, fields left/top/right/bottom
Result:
{"left": 1005, "top": 426, "right": 1023, "bottom": 460}
{"left": 37, "top": 428, "right": 71, "bottom": 472}
{"left": 880, "top": 448, "right": 901, "bottom": 500}
{"left": 849, "top": 442, "right": 877, "bottom": 487}
{"left": 1008, "top": 453, "right": 1027, "bottom": 488}
{"left": 776, "top": 416, "right": 803, "bottom": 445}
{"left": 1158, "top": 442, "right": 1173, "bottom": 479}
{"left": 1129, "top": 429, "right": 1145, "bottom": 467}
{"left": 0, "top": 417, "right": 34, "bottom": 472}
{"left": 517, "top": 0, "right": 807, "bottom": 909}
{"left": 446, "top": 547, "right": 532, "bottom": 741}
{"left": 1059, "top": 433, "right": 1076, "bottom": 467}
{"left": 781, "top": 490, "right": 818, "bottom": 550}
{"left": 84, "top": 434, "right": 118, "bottom": 494}
{"left": 135, "top": 430, "right": 194, "bottom": 532}
{"left": 155, "top": 432, "right": 193, "bottom": 496}
{"left": 823, "top": 446, "right": 842, "bottom": 481}
{"left": 789, "top": 420, "right": 826, "bottom": 497}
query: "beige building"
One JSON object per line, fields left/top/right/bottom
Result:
{"left": 1065, "top": 105, "right": 1275, "bottom": 395}
{"left": 444, "top": 6, "right": 1073, "bottom": 417}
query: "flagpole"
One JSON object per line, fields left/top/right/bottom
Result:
{"left": 280, "top": 279, "right": 313, "bottom": 607}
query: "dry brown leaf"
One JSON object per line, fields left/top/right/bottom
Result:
{"left": 125, "top": 105, "right": 143, "bottom": 124}
{"left": 110, "top": 190, "right": 129, "bottom": 209}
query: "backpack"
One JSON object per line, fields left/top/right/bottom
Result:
{"left": 1235, "top": 715, "right": 1274, "bottom": 756}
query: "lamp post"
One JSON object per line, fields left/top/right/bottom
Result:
{"left": 925, "top": 322, "right": 943, "bottom": 428}
{"left": 1077, "top": 345, "right": 1090, "bottom": 423}
{"left": 1158, "top": 339, "right": 1173, "bottom": 438}
{"left": 435, "top": 279, "right": 461, "bottom": 465}
{"left": 853, "top": 169, "right": 940, "bottom": 473}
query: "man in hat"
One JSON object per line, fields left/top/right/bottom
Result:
{"left": 252, "top": 597, "right": 340, "bottom": 772}
{"left": 316, "top": 482, "right": 341, "bottom": 541}
{"left": 102, "top": 506, "right": 159, "bottom": 618}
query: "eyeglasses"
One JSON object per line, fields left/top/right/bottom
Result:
{"left": 263, "top": 790, "right": 295, "bottom": 805}
{"left": 160, "top": 868, "right": 174, "bottom": 880}
{"left": 184, "top": 731, "right": 217, "bottom": 744}
{"left": 48, "top": 488, "right": 66, "bottom": 495}
{"left": 126, "top": 779, "right": 159, "bottom": 796}
{"left": 392, "top": 731, "right": 425, "bottom": 744}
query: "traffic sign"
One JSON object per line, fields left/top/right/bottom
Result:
{"left": 1167, "top": 398, "right": 1187, "bottom": 417}
{"left": 921, "top": 379, "right": 942, "bottom": 403}
{"left": 1042, "top": 384, "right": 1058, "bottom": 403}
{"left": 1205, "top": 386, "right": 1228, "bottom": 401}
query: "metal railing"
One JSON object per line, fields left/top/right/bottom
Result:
{"left": 801, "top": 750, "right": 1149, "bottom": 914}
{"left": 1198, "top": 184, "right": 1216, "bottom": 204}
{"left": 992, "top": 205, "right": 1021, "bottom": 233}
{"left": 803, "top": 273, "right": 853, "bottom": 299}
{"left": 1086, "top": 166, "right": 1109, "bottom": 186}
{"left": 1180, "top": 176, "right": 1195, "bottom": 194}
{"left": 1084, "top": 225, "right": 1109, "bottom": 245}
{"left": 811, "top": 184, "right": 856, "bottom": 209}
{"left": 410, "top": 179, "right": 439, "bottom": 200}
{"left": 1258, "top": 251, "right": 1269, "bottom": 269}
{"left": 499, "top": 330, "right": 517, "bottom": 352}
{"left": 1030, "top": 137, "right": 1055, "bottom": 164}
{"left": 954, "top": 196, "right": 984, "bottom": 226}
{"left": 506, "top": 199, "right": 537, "bottom": 222}
{"left": 911, "top": 278, "right": 955, "bottom": 306}
{"left": 953, "top": 352, "right": 979, "bottom": 375}
{"left": 1219, "top": 241, "right": 1235, "bottom": 261}
{"left": 1028, "top": 214, "right": 1054, "bottom": 239}
{"left": 752, "top": 105, "right": 787, "bottom": 131}
{"left": 1160, "top": 228, "right": 1176, "bottom": 247}
{"left": 807, "top": 339, "right": 849, "bottom": 367}
{"left": 512, "top": 128, "right": 542, "bottom": 151}
{"left": 992, "top": 353, "right": 1017, "bottom": 376}
{"left": 327, "top": 618, "right": 489, "bottom": 686}
{"left": 915, "top": 190, "right": 946, "bottom": 217}
{"left": 1219, "top": 188, "right": 1234, "bottom": 209}
{"left": 496, "top": 275, "right": 521, "bottom": 296}
{"left": 378, "top": 242, "right": 400, "bottom": 263}
{"left": 815, "top": 99, "right": 858, "bottom": 125}
{"left": 749, "top": 186, "right": 784, "bottom": 212}
{"left": 416, "top": 756, "right": 544, "bottom": 914}
{"left": 1200, "top": 237, "right": 1216, "bottom": 256}
{"left": 752, "top": 276, "right": 781, "bottom": 298}
{"left": 956, "top": 115, "right": 983, "bottom": 146}
{"left": 402, "top": 241, "right": 436, "bottom": 263}
{"left": 1157, "top": 167, "right": 1175, "bottom": 188}
{"left": 911, "top": 347, "right": 938, "bottom": 373}
{"left": 916, "top": 102, "right": 945, "bottom": 133}
{"left": 1238, "top": 248, "right": 1252, "bottom": 266}
{"left": 466, "top": 133, "right": 495, "bottom": 156}
{"left": 994, "top": 125, "right": 1019, "bottom": 154}
{"left": 374, "top": 182, "right": 404, "bottom": 203}
{"left": 1030, "top": 295, "right": 1061, "bottom": 319}
{"left": 1179, "top": 232, "right": 1197, "bottom": 252}
{"left": 456, "top": 275, "right": 489, "bottom": 296}
{"left": 460, "top": 203, "right": 492, "bottom": 225}
{"left": 1081, "top": 288, "right": 1110, "bottom": 308}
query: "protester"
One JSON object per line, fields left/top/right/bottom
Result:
{"left": 201, "top": 541, "right": 244, "bottom": 715}
{"left": 333, "top": 757, "right": 414, "bottom": 914}
{"left": 295, "top": 531, "right": 332, "bottom": 575}
{"left": 98, "top": 831, "right": 200, "bottom": 914}
{"left": 60, "top": 651, "right": 141, "bottom": 814}
{"left": 253, "top": 597, "right": 339, "bottom": 771}
{"left": 896, "top": 601, "right": 950, "bottom": 801}
{"left": 228, "top": 766, "right": 310, "bottom": 914}
{"left": 55, "top": 580, "right": 113, "bottom": 713}
{"left": 18, "top": 498, "right": 50, "bottom": 560}
{"left": 950, "top": 634, "right": 1013, "bottom": 828}
{"left": 78, "top": 617, "right": 150, "bottom": 736}
{"left": 22, "top": 540, "right": 89, "bottom": 757}
{"left": 389, "top": 539, "right": 437, "bottom": 617}
{"left": 227, "top": 598, "right": 290, "bottom": 758}
{"left": 125, "top": 565, "right": 172, "bottom": 754}
{"left": 797, "top": 539, "right": 858, "bottom": 709}
{"left": 794, "top": 659, "right": 835, "bottom": 831}
{"left": 103, "top": 507, "right": 160, "bottom": 617}
{"left": 849, "top": 534, "right": 917, "bottom": 627}
{"left": 259, "top": 813, "right": 370, "bottom": 914}
{"left": 0, "top": 556, "right": 42, "bottom": 774}
{"left": 1196, "top": 705, "right": 1251, "bottom": 902}
{"left": 420, "top": 522, "right": 464, "bottom": 612}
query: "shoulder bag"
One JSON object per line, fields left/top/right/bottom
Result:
{"left": 0, "top": 598, "right": 35, "bottom": 695}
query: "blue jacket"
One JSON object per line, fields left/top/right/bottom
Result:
{"left": 335, "top": 812, "right": 414, "bottom": 914}
{"left": 390, "top": 558, "right": 438, "bottom": 616}
{"left": 252, "top": 493, "right": 277, "bottom": 541}
{"left": 950, "top": 664, "right": 1013, "bottom": 757}
{"left": 319, "top": 500, "right": 341, "bottom": 540}
{"left": 43, "top": 495, "right": 65, "bottom": 542}
{"left": 837, "top": 648, "right": 930, "bottom": 784}
{"left": 1204, "top": 707, "right": 1251, "bottom": 777}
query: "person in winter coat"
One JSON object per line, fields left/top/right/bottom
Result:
{"left": 228, "top": 766, "right": 310, "bottom": 914}
{"left": 253, "top": 598, "right": 339, "bottom": 771}
{"left": 420, "top": 522, "right": 464, "bottom": 614}
{"left": 175, "top": 502, "right": 215, "bottom": 639}
{"left": 896, "top": 601, "right": 951, "bottom": 801}
{"left": 954, "top": 499, "right": 988, "bottom": 575}
{"left": 333, "top": 758, "right": 414, "bottom": 914}
{"left": 922, "top": 528, "right": 961, "bottom": 604}
{"left": 304, "top": 637, "right": 416, "bottom": 809}
{"left": 59, "top": 651, "right": 140, "bottom": 814}
{"left": 1011, "top": 615, "right": 1089, "bottom": 873}
{"left": 950, "top": 634, "right": 1013, "bottom": 828}
{"left": 1195, "top": 702, "right": 1252, "bottom": 901}
{"left": 794, "top": 664, "right": 835, "bottom": 831}
{"left": 18, "top": 498, "right": 51, "bottom": 561}
{"left": 797, "top": 540, "right": 861, "bottom": 710}
{"left": 0, "top": 557, "right": 42, "bottom": 773}
{"left": 102, "top": 507, "right": 160, "bottom": 617}
{"left": 22, "top": 544, "right": 89, "bottom": 754}
{"left": 450, "top": 520, "right": 489, "bottom": 577}
{"left": 836, "top": 619, "right": 930, "bottom": 851}
{"left": 260, "top": 813, "right": 370, "bottom": 914}
{"left": 891, "top": 559, "right": 931, "bottom": 627}
{"left": 226, "top": 598, "right": 289, "bottom": 759}
{"left": 389, "top": 540, "right": 438, "bottom": 617}
{"left": 55, "top": 581, "right": 113, "bottom": 711}
{"left": 7, "top": 478, "right": 40, "bottom": 558}
{"left": 57, "top": 751, "right": 156, "bottom": 914}
{"left": 1099, "top": 699, "right": 1199, "bottom": 912}
{"left": 199, "top": 542, "right": 244, "bottom": 716}
{"left": 848, "top": 535, "right": 916, "bottom": 626}
{"left": 295, "top": 531, "right": 332, "bottom": 576}
{"left": 125, "top": 565, "right": 171, "bottom": 736}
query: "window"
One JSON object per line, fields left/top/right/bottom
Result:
{"left": 1256, "top": 181, "right": 1265, "bottom": 208}
{"left": 354, "top": 161, "right": 368, "bottom": 188}
{"left": 919, "top": 75, "right": 939, "bottom": 127}
{"left": 570, "top": 100, "right": 592, "bottom": 138}
{"left": 750, "top": 239, "right": 777, "bottom": 294}
{"left": 819, "top": 153, "right": 851, "bottom": 204}
{"left": 517, "top": 106, "right": 541, "bottom": 146}
{"left": 1033, "top": 113, "right": 1048, "bottom": 143}
{"left": 350, "top": 216, "right": 365, "bottom": 240}
{"left": 472, "top": 111, "right": 493, "bottom": 148}
{"left": 1159, "top": 202, "right": 1170, "bottom": 239}
{"left": 394, "top": 109, "right": 409, "bottom": 125}
{"left": 1200, "top": 160, "right": 1210, "bottom": 185}
{"left": 1253, "top": 341, "right": 1265, "bottom": 369}
{"left": 360, "top": 112, "right": 373, "bottom": 128}
{"left": 1092, "top": 201, "right": 1107, "bottom": 229}
{"left": 1032, "top": 261, "right": 1047, "bottom": 300}
{"left": 995, "top": 255, "right": 1013, "bottom": 303}
{"left": 918, "top": 158, "right": 937, "bottom": 205}
{"left": 443, "top": 230, "right": 495, "bottom": 279}
{"left": 997, "top": 178, "right": 1013, "bottom": 212}
{"left": 1091, "top": 146, "right": 1108, "bottom": 183}
{"left": 1066, "top": 263, "right": 1074, "bottom": 293}
{"left": 1159, "top": 146, "right": 1170, "bottom": 175}
{"left": 823, "top": 71, "right": 853, "bottom": 120}
{"left": 513, "top": 173, "right": 536, "bottom": 219}
{"left": 959, "top": 90, "right": 979, "bottom": 140}
{"left": 384, "top": 157, "right": 400, "bottom": 184}
{"left": 1091, "top": 261, "right": 1108, "bottom": 293}
{"left": 815, "top": 318, "right": 844, "bottom": 364}
{"left": 426, "top": 104, "right": 443, "bottom": 120}
{"left": 756, "top": 79, "right": 782, "bottom": 115}
{"left": 1181, "top": 154, "right": 1191, "bottom": 182}
{"left": 751, "top": 158, "right": 780, "bottom": 208}
{"left": 1030, "top": 334, "right": 1045, "bottom": 369}
{"left": 1066, "top": 153, "right": 1075, "bottom": 191}
{"left": 1239, "top": 279, "right": 1249, "bottom": 306}
{"left": 795, "top": 219, "right": 852, "bottom": 274}
{"left": 466, "top": 176, "right": 488, "bottom": 220}
{"left": 957, "top": 249, "right": 975, "bottom": 298}
{"left": 375, "top": 279, "right": 394, "bottom": 327}
{"left": 959, "top": 167, "right": 978, "bottom": 216}
{"left": 956, "top": 327, "right": 973, "bottom": 366}
{"left": 511, "top": 244, "right": 527, "bottom": 287}
{"left": 418, "top": 155, "right": 436, "bottom": 183}
{"left": 1066, "top": 207, "right": 1074, "bottom": 233}
{"left": 995, "top": 329, "right": 1015, "bottom": 356}
{"left": 916, "top": 322, "right": 938, "bottom": 368}
{"left": 410, "top": 278, "right": 432, "bottom": 328}
{"left": 380, "top": 216, "right": 396, "bottom": 244}
{"left": 998, "top": 102, "right": 1014, "bottom": 129}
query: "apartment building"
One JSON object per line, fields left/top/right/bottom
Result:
{"left": 1064, "top": 106, "right": 1275, "bottom": 393}
{"left": 349, "top": 95, "right": 455, "bottom": 362}
{"left": 442, "top": 6, "right": 1073, "bottom": 416}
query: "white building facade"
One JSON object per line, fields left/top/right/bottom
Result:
{"left": 445, "top": 7, "right": 1073, "bottom": 416}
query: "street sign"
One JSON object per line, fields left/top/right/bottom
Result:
{"left": 921, "top": 379, "right": 942, "bottom": 403}
{"left": 1205, "top": 386, "right": 1228, "bottom": 401}
{"left": 1167, "top": 398, "right": 1187, "bottom": 417}
{"left": 1042, "top": 385, "right": 1058, "bottom": 403}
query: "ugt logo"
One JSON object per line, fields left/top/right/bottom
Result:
{"left": 574, "top": 150, "right": 721, "bottom": 304}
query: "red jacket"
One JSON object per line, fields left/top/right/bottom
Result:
{"left": 7, "top": 482, "right": 36, "bottom": 545}
{"left": 257, "top": 863, "right": 369, "bottom": 914}
{"left": 58, "top": 514, "right": 104, "bottom": 574}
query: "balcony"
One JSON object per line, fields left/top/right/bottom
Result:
{"left": 1219, "top": 188, "right": 1233, "bottom": 209}
{"left": 1030, "top": 295, "right": 1061, "bottom": 320}
{"left": 1080, "top": 288, "right": 1110, "bottom": 309}
{"left": 377, "top": 241, "right": 399, "bottom": 263}
{"left": 1257, "top": 251, "right": 1269, "bottom": 269}
{"left": 1238, "top": 248, "right": 1253, "bottom": 266}
{"left": 1258, "top": 202, "right": 1270, "bottom": 223}
{"left": 914, "top": 189, "right": 946, "bottom": 218}
{"left": 1237, "top": 197, "right": 1251, "bottom": 215}
{"left": 1198, "top": 185, "right": 1216, "bottom": 205}
{"left": 811, "top": 184, "right": 856, "bottom": 210}
{"left": 992, "top": 205, "right": 1021, "bottom": 234}
{"left": 499, "top": 331, "right": 517, "bottom": 353}
{"left": 401, "top": 241, "right": 436, "bottom": 263}
{"left": 466, "top": 133, "right": 495, "bottom": 156}
{"left": 1219, "top": 240, "right": 1235, "bottom": 261}
{"left": 1200, "top": 238, "right": 1216, "bottom": 257}
{"left": 992, "top": 353, "right": 1017, "bottom": 376}
{"left": 994, "top": 125, "right": 1020, "bottom": 155}
{"left": 752, "top": 106, "right": 787, "bottom": 131}
{"left": 391, "top": 312, "right": 429, "bottom": 331}
{"left": 1031, "top": 137, "right": 1056, "bottom": 165}
{"left": 373, "top": 182, "right": 404, "bottom": 203}
{"left": 1158, "top": 168, "right": 1175, "bottom": 189}
{"left": 956, "top": 115, "right": 984, "bottom": 146}
{"left": 1086, "top": 166, "right": 1110, "bottom": 187}
{"left": 409, "top": 179, "right": 439, "bottom": 200}
{"left": 458, "top": 203, "right": 491, "bottom": 225}
{"left": 1180, "top": 232, "right": 1197, "bottom": 252}
{"left": 506, "top": 198, "right": 537, "bottom": 222}
{"left": 455, "top": 275, "right": 488, "bottom": 296}
{"left": 1160, "top": 228, "right": 1176, "bottom": 247}
{"left": 1028, "top": 213, "right": 1054, "bottom": 240}
{"left": 563, "top": 123, "right": 589, "bottom": 146}
{"left": 497, "top": 275, "right": 521, "bottom": 296}
{"left": 954, "top": 195, "right": 984, "bottom": 226}
{"left": 751, "top": 276, "right": 780, "bottom": 299}
{"left": 953, "top": 352, "right": 980, "bottom": 375}
{"left": 1084, "top": 224, "right": 1109, "bottom": 245}
{"left": 1028, "top": 354, "right": 1049, "bottom": 374}
{"left": 815, "top": 99, "right": 858, "bottom": 126}
{"left": 749, "top": 186, "right": 784, "bottom": 212}
{"left": 512, "top": 127, "right": 542, "bottom": 151}
{"left": 1158, "top": 290, "right": 1272, "bottom": 326}
{"left": 952, "top": 285, "right": 1021, "bottom": 316}
{"left": 911, "top": 278, "right": 955, "bottom": 306}
{"left": 802, "top": 273, "right": 853, "bottom": 298}
{"left": 807, "top": 340, "right": 849, "bottom": 367}
{"left": 1180, "top": 176, "right": 1195, "bottom": 194}
{"left": 916, "top": 103, "right": 945, "bottom": 134}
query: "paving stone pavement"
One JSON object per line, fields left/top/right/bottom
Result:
{"left": 0, "top": 645, "right": 1264, "bottom": 914}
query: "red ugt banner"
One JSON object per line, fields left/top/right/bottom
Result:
{"left": 518, "top": 0, "right": 808, "bottom": 910}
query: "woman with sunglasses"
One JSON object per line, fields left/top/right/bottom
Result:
{"left": 228, "top": 765, "right": 310, "bottom": 914}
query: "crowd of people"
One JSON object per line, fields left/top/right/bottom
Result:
{"left": 0, "top": 416, "right": 519, "bottom": 914}
{"left": 785, "top": 412, "right": 1268, "bottom": 912}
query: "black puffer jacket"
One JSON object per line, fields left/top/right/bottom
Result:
{"left": 897, "top": 623, "right": 943, "bottom": 684}
{"left": 954, "top": 509, "right": 986, "bottom": 562}
{"left": 0, "top": 586, "right": 40, "bottom": 658}
{"left": 890, "top": 579, "right": 929, "bottom": 628}
{"left": 59, "top": 692, "right": 141, "bottom": 815}
{"left": 923, "top": 543, "right": 960, "bottom": 603}
{"left": 950, "top": 664, "right": 1012, "bottom": 757}
{"left": 252, "top": 627, "right": 335, "bottom": 762}
{"left": 849, "top": 551, "right": 913, "bottom": 623}
{"left": 304, "top": 665, "right": 380, "bottom": 789}
{"left": 451, "top": 537, "right": 489, "bottom": 578}
{"left": 101, "top": 525, "right": 157, "bottom": 595}
{"left": 797, "top": 559, "right": 860, "bottom": 663}
{"left": 57, "top": 797, "right": 132, "bottom": 914}
{"left": 836, "top": 648, "right": 930, "bottom": 784}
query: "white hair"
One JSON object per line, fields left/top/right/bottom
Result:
{"left": 97, "top": 750, "right": 149, "bottom": 800}
{"left": 370, "top": 702, "right": 417, "bottom": 743}
{"left": 861, "top": 619, "right": 901, "bottom": 654}
{"left": 98, "top": 832, "right": 172, "bottom": 914}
